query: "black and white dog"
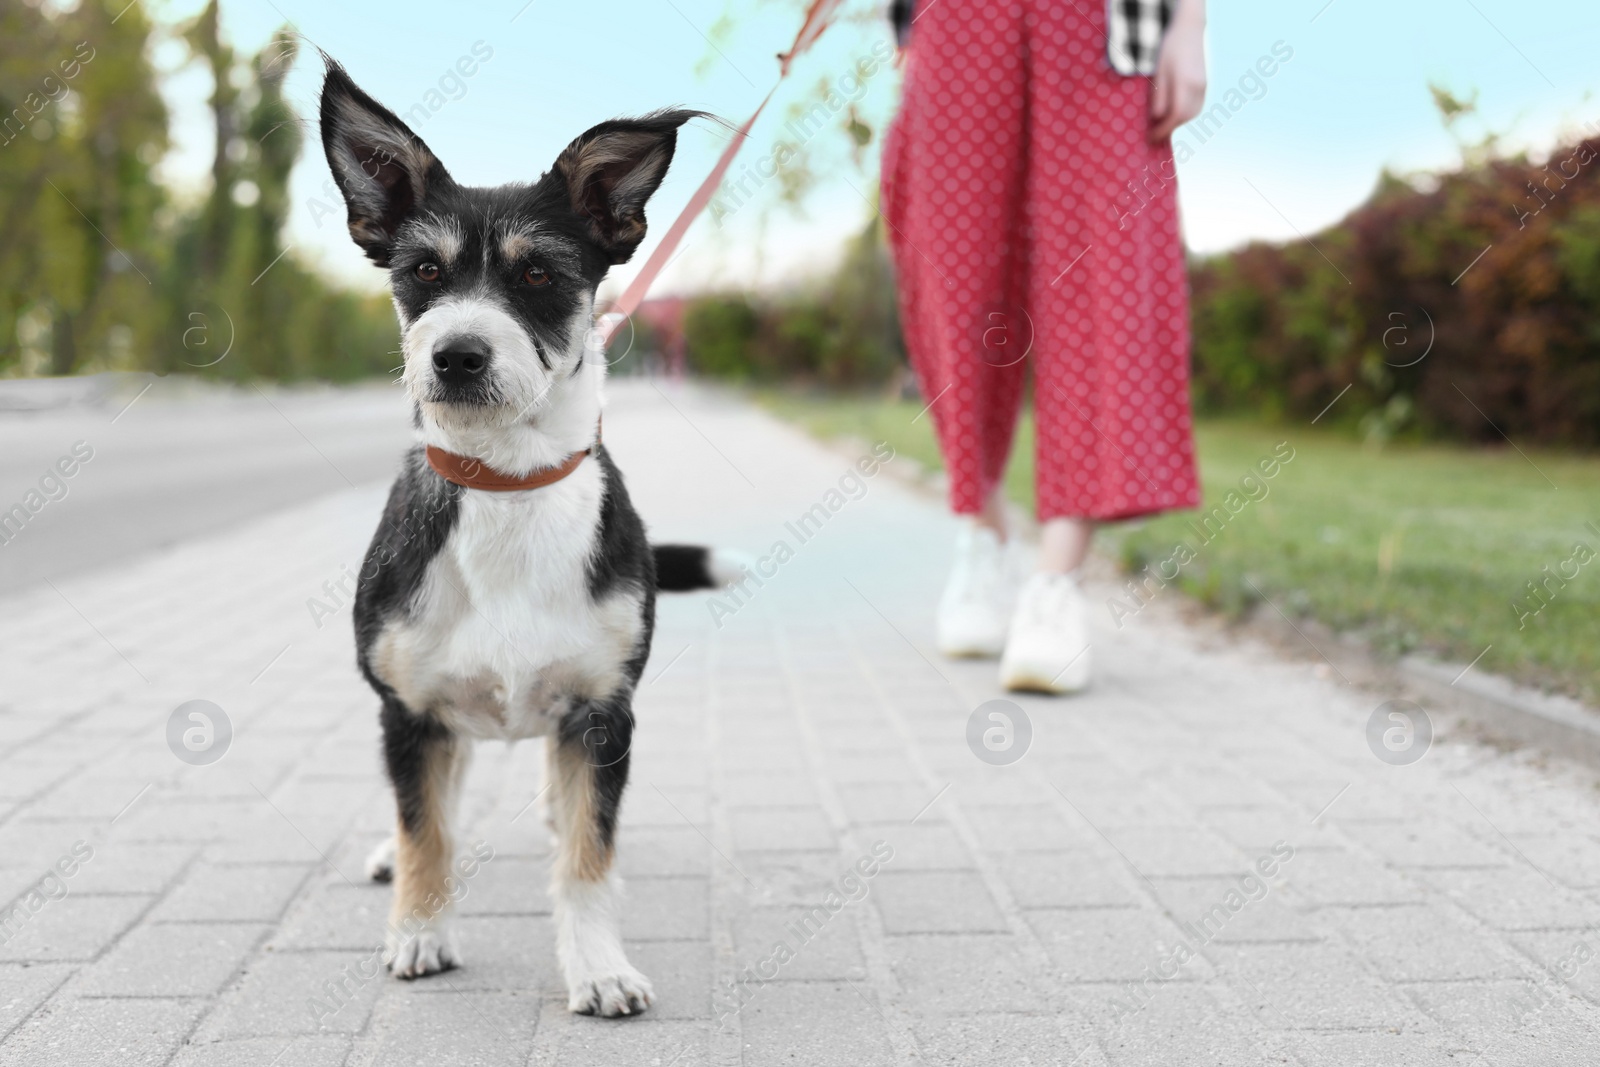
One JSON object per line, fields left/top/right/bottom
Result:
{"left": 319, "top": 60, "right": 729, "bottom": 1017}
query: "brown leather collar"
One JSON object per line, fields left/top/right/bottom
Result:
{"left": 425, "top": 421, "right": 601, "bottom": 492}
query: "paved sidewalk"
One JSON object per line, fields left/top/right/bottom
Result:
{"left": 1, "top": 380, "right": 1598, "bottom": 1066}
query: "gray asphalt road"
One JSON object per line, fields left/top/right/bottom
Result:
{"left": 0, "top": 378, "right": 413, "bottom": 597}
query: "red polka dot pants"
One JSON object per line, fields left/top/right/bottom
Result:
{"left": 881, "top": 0, "right": 1200, "bottom": 522}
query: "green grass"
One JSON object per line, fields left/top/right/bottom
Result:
{"left": 756, "top": 389, "right": 1600, "bottom": 703}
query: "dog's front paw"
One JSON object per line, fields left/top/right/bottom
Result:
{"left": 567, "top": 965, "right": 653, "bottom": 1017}
{"left": 365, "top": 835, "right": 397, "bottom": 883}
{"left": 386, "top": 920, "right": 462, "bottom": 980}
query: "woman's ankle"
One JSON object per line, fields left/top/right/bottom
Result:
{"left": 971, "top": 489, "right": 1009, "bottom": 541}
{"left": 969, "top": 511, "right": 1007, "bottom": 542}
{"left": 1037, "top": 517, "right": 1094, "bottom": 573}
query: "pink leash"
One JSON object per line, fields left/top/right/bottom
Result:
{"left": 597, "top": 0, "right": 846, "bottom": 346}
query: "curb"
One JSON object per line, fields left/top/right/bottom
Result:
{"left": 1398, "top": 654, "right": 1600, "bottom": 767}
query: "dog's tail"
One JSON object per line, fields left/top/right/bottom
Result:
{"left": 652, "top": 544, "right": 750, "bottom": 592}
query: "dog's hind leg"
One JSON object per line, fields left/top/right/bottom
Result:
{"left": 381, "top": 697, "right": 471, "bottom": 979}
{"left": 365, "top": 833, "right": 397, "bottom": 882}
{"left": 548, "top": 694, "right": 653, "bottom": 1016}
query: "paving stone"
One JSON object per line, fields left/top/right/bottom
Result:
{"left": 730, "top": 905, "right": 866, "bottom": 982}
{"left": 884, "top": 933, "right": 1047, "bottom": 1014}
{"left": 962, "top": 805, "right": 1085, "bottom": 852}
{"left": 850, "top": 822, "right": 973, "bottom": 871}
{"left": 616, "top": 827, "right": 713, "bottom": 879}
{"left": 1284, "top": 1029, "right": 1463, "bottom": 1066}
{"left": 0, "top": 995, "right": 203, "bottom": 1066}
{"left": 192, "top": 950, "right": 385, "bottom": 1039}
{"left": 1079, "top": 984, "right": 1274, "bottom": 1067}
{"left": 532, "top": 1016, "right": 710, "bottom": 1067}
{"left": 269, "top": 883, "right": 388, "bottom": 951}
{"left": 911, "top": 1013, "right": 1090, "bottom": 1067}
{"left": 451, "top": 914, "right": 555, "bottom": 985}
{"left": 0, "top": 893, "right": 152, "bottom": 962}
{"left": 148, "top": 863, "right": 312, "bottom": 923}
{"left": 719, "top": 773, "right": 821, "bottom": 809}
{"left": 73, "top": 922, "right": 268, "bottom": 996}
{"left": 1330, "top": 905, "right": 1525, "bottom": 982}
{"left": 1197, "top": 806, "right": 1308, "bottom": 855}
{"left": 455, "top": 857, "right": 552, "bottom": 916}
{"left": 360, "top": 988, "right": 539, "bottom": 1063}
{"left": 1209, "top": 941, "right": 1409, "bottom": 1029}
{"left": 731, "top": 807, "right": 837, "bottom": 852}
{"left": 1279, "top": 847, "right": 1426, "bottom": 907}
{"left": 1148, "top": 876, "right": 1318, "bottom": 945}
{"left": 628, "top": 938, "right": 714, "bottom": 1020}
{"left": 738, "top": 981, "right": 898, "bottom": 1067}
{"left": 997, "top": 851, "right": 1143, "bottom": 910}
{"left": 171, "top": 1034, "right": 352, "bottom": 1067}
{"left": 871, "top": 871, "right": 1007, "bottom": 935}
{"left": 1347, "top": 820, "right": 1513, "bottom": 870}
{"left": 621, "top": 878, "right": 710, "bottom": 941}
{"left": 1095, "top": 825, "right": 1246, "bottom": 879}
{"left": 1403, "top": 978, "right": 1555, "bottom": 1042}
{"left": 1427, "top": 867, "right": 1600, "bottom": 931}
{"left": 0, "top": 962, "right": 74, "bottom": 1038}
{"left": 63, "top": 842, "right": 197, "bottom": 895}
{"left": 1508, "top": 929, "right": 1600, "bottom": 1003}
{"left": 834, "top": 782, "right": 946, "bottom": 825}
{"left": 1029, "top": 909, "right": 1199, "bottom": 984}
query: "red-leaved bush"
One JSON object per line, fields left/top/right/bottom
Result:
{"left": 1191, "top": 135, "right": 1600, "bottom": 446}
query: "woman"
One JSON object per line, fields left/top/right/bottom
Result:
{"left": 881, "top": 0, "right": 1208, "bottom": 693}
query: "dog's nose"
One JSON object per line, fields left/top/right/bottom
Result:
{"left": 432, "top": 338, "right": 490, "bottom": 385}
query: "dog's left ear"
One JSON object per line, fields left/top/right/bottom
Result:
{"left": 552, "top": 110, "right": 703, "bottom": 265}
{"left": 319, "top": 58, "right": 451, "bottom": 267}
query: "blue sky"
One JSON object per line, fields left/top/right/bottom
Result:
{"left": 148, "top": 0, "right": 1600, "bottom": 298}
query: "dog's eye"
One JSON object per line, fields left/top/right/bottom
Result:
{"left": 522, "top": 268, "right": 550, "bottom": 287}
{"left": 416, "top": 262, "right": 441, "bottom": 283}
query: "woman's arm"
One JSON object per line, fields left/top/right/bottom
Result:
{"left": 1149, "top": 0, "right": 1207, "bottom": 143}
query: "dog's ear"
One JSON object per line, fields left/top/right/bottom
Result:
{"left": 319, "top": 58, "right": 449, "bottom": 267}
{"left": 551, "top": 110, "right": 703, "bottom": 265}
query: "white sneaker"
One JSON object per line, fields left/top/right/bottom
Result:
{"left": 1000, "top": 572, "right": 1092, "bottom": 693}
{"left": 936, "top": 524, "right": 1011, "bottom": 658}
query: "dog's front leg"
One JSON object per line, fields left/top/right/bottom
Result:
{"left": 548, "top": 694, "right": 652, "bottom": 1016}
{"left": 381, "top": 696, "right": 471, "bottom": 979}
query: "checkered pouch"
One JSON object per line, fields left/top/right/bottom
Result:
{"left": 1106, "top": 0, "right": 1174, "bottom": 75}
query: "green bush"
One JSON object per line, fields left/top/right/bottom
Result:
{"left": 684, "top": 217, "right": 903, "bottom": 387}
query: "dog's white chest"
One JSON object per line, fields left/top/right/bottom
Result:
{"left": 371, "top": 467, "right": 644, "bottom": 739}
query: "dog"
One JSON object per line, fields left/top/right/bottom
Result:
{"left": 318, "top": 59, "right": 734, "bottom": 1016}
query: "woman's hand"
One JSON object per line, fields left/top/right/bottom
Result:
{"left": 1149, "top": 0, "right": 1207, "bottom": 143}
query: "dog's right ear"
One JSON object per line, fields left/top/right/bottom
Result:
{"left": 319, "top": 58, "right": 449, "bottom": 267}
